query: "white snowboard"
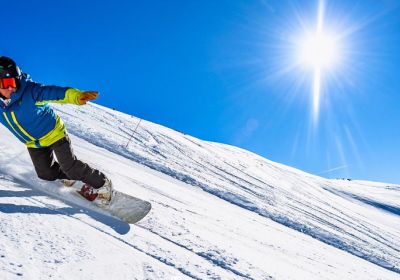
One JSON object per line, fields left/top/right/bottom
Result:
{"left": 102, "top": 190, "right": 152, "bottom": 224}
{"left": 74, "top": 188, "right": 152, "bottom": 224}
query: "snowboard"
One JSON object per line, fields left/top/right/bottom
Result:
{"left": 75, "top": 188, "right": 152, "bottom": 224}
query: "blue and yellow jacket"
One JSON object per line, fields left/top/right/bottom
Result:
{"left": 0, "top": 76, "right": 83, "bottom": 148}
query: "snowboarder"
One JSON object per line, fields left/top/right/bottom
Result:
{"left": 0, "top": 56, "right": 113, "bottom": 206}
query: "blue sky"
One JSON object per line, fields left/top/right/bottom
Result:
{"left": 3, "top": 0, "right": 400, "bottom": 183}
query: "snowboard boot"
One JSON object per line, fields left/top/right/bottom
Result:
{"left": 60, "top": 179, "right": 77, "bottom": 187}
{"left": 79, "top": 178, "right": 113, "bottom": 207}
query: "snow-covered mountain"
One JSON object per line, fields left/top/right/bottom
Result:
{"left": 0, "top": 102, "right": 399, "bottom": 280}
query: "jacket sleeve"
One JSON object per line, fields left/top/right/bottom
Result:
{"left": 30, "top": 82, "right": 83, "bottom": 105}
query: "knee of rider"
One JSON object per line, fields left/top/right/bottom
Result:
{"left": 37, "top": 171, "right": 59, "bottom": 181}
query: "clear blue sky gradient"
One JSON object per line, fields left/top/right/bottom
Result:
{"left": 3, "top": 0, "right": 400, "bottom": 183}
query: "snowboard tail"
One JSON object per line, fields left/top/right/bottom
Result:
{"left": 106, "top": 190, "right": 152, "bottom": 224}
{"left": 76, "top": 187, "right": 151, "bottom": 224}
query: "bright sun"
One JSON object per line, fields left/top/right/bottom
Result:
{"left": 296, "top": 0, "right": 341, "bottom": 122}
{"left": 299, "top": 32, "right": 339, "bottom": 69}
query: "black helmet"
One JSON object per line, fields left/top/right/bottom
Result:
{"left": 0, "top": 56, "right": 22, "bottom": 79}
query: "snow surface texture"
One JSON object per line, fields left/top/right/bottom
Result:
{"left": 0, "top": 102, "right": 399, "bottom": 280}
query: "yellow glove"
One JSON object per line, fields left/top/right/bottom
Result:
{"left": 78, "top": 91, "right": 99, "bottom": 105}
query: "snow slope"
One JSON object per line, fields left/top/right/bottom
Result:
{"left": 0, "top": 102, "right": 399, "bottom": 280}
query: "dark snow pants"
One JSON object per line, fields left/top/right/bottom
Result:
{"left": 28, "top": 135, "right": 106, "bottom": 188}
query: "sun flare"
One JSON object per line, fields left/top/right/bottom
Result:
{"left": 295, "top": 0, "right": 341, "bottom": 122}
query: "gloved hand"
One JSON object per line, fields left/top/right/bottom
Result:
{"left": 78, "top": 91, "right": 99, "bottom": 105}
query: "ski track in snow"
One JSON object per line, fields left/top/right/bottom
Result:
{"left": 0, "top": 180, "right": 238, "bottom": 280}
{"left": 56, "top": 104, "right": 400, "bottom": 273}
{"left": 0, "top": 102, "right": 399, "bottom": 279}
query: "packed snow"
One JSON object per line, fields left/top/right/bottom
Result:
{"left": 0, "top": 102, "right": 399, "bottom": 280}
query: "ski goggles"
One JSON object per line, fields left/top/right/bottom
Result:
{"left": 0, "top": 77, "right": 18, "bottom": 89}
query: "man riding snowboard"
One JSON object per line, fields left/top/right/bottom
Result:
{"left": 0, "top": 56, "right": 112, "bottom": 206}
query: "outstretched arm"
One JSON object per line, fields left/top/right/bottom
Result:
{"left": 31, "top": 82, "right": 99, "bottom": 105}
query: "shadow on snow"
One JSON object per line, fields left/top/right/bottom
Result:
{"left": 0, "top": 186, "right": 130, "bottom": 235}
